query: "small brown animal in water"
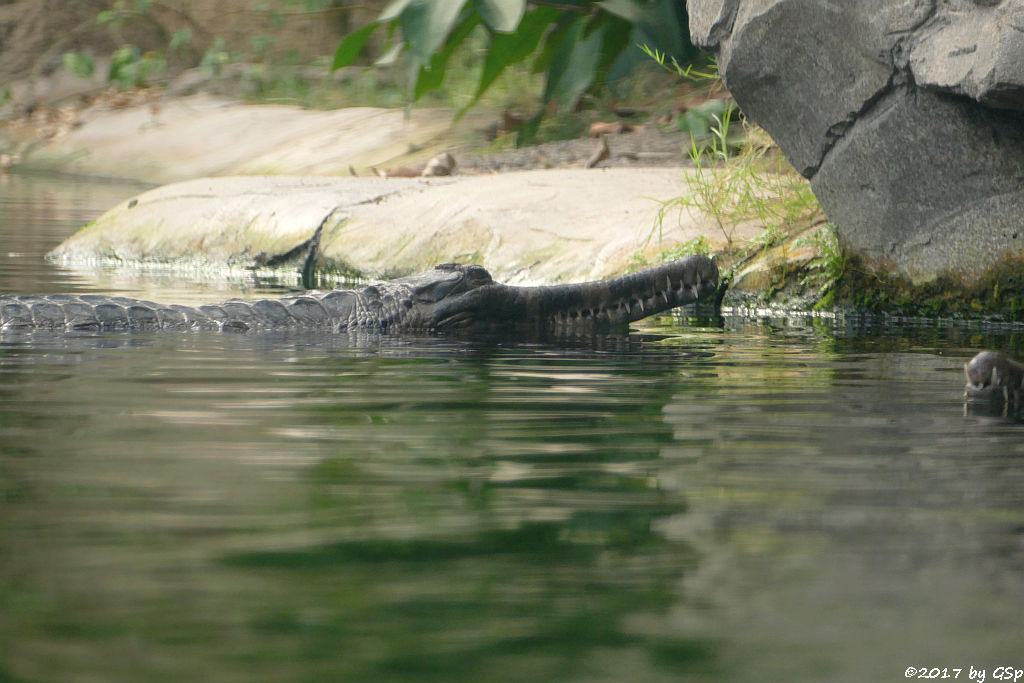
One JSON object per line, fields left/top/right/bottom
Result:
{"left": 964, "top": 350, "right": 1024, "bottom": 400}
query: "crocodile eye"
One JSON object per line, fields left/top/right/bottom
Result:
{"left": 463, "top": 265, "right": 493, "bottom": 288}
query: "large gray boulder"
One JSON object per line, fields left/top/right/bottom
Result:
{"left": 48, "top": 170, "right": 744, "bottom": 289}
{"left": 688, "top": 0, "right": 1024, "bottom": 284}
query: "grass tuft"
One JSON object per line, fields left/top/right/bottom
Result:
{"left": 653, "top": 116, "right": 824, "bottom": 250}
{"left": 794, "top": 223, "right": 845, "bottom": 306}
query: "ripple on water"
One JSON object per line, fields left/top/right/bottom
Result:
{"left": 1, "top": 175, "right": 1023, "bottom": 682}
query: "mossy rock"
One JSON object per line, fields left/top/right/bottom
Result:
{"left": 833, "top": 252, "right": 1024, "bottom": 321}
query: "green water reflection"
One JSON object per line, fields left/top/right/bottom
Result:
{"left": 0, "top": 334, "right": 718, "bottom": 682}
{"left": 0, "top": 327, "right": 1022, "bottom": 682}
{"left": 1, "top": 175, "right": 1022, "bottom": 682}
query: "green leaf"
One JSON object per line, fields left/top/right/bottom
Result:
{"left": 595, "top": 12, "right": 632, "bottom": 76}
{"left": 413, "top": 9, "right": 480, "bottom": 100}
{"left": 413, "top": 64, "right": 445, "bottom": 101}
{"left": 542, "top": 15, "right": 604, "bottom": 112}
{"left": 458, "top": 5, "right": 558, "bottom": 116}
{"left": 374, "top": 42, "right": 403, "bottom": 67}
{"left": 598, "top": 0, "right": 645, "bottom": 22}
{"left": 677, "top": 110, "right": 711, "bottom": 138}
{"left": 400, "top": 0, "right": 467, "bottom": 63}
{"left": 379, "top": 0, "right": 414, "bottom": 22}
{"left": 516, "top": 110, "right": 544, "bottom": 146}
{"left": 169, "top": 28, "right": 192, "bottom": 52}
{"left": 332, "top": 20, "right": 379, "bottom": 69}
{"left": 110, "top": 44, "right": 140, "bottom": 69}
{"left": 200, "top": 37, "right": 229, "bottom": 74}
{"left": 531, "top": 12, "right": 574, "bottom": 76}
{"left": 624, "top": 0, "right": 690, "bottom": 62}
{"left": 62, "top": 52, "right": 95, "bottom": 79}
{"left": 676, "top": 101, "right": 732, "bottom": 138}
{"left": 473, "top": 0, "right": 525, "bottom": 33}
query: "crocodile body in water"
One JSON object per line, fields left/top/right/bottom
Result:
{"left": 0, "top": 255, "right": 718, "bottom": 334}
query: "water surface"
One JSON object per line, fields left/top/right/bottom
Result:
{"left": 1, "top": 174, "right": 1022, "bottom": 682}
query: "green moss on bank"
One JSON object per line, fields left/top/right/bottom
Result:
{"left": 641, "top": 226, "right": 1024, "bottom": 322}
{"left": 832, "top": 253, "right": 1024, "bottom": 321}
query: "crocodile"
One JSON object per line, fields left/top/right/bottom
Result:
{"left": 0, "top": 255, "right": 718, "bottom": 335}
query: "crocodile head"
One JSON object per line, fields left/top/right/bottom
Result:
{"left": 367, "top": 262, "right": 497, "bottom": 330}
{"left": 404, "top": 262, "right": 495, "bottom": 306}
{"left": 392, "top": 255, "right": 719, "bottom": 332}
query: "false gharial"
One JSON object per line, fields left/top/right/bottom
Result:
{"left": 0, "top": 255, "right": 718, "bottom": 335}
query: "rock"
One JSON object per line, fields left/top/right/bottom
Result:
{"left": 907, "top": 2, "right": 1024, "bottom": 109}
{"left": 687, "top": 0, "right": 1024, "bottom": 284}
{"left": 7, "top": 93, "right": 459, "bottom": 184}
{"left": 49, "top": 169, "right": 759, "bottom": 286}
{"left": 812, "top": 87, "right": 1024, "bottom": 282}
